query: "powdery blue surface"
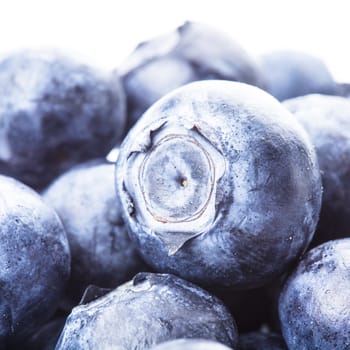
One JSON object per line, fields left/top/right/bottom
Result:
{"left": 0, "top": 50, "right": 125, "bottom": 189}
{"left": 279, "top": 238, "right": 350, "bottom": 349}
{"left": 121, "top": 21, "right": 265, "bottom": 130}
{"left": 116, "top": 80, "right": 322, "bottom": 289}
{"left": 0, "top": 175, "right": 70, "bottom": 348}
{"left": 43, "top": 159, "right": 147, "bottom": 307}
{"left": 56, "top": 273, "right": 238, "bottom": 350}
{"left": 285, "top": 94, "right": 350, "bottom": 245}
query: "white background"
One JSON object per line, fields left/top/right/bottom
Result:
{"left": 0, "top": 0, "right": 349, "bottom": 81}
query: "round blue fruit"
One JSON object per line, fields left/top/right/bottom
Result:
{"left": 0, "top": 175, "right": 70, "bottom": 348}
{"left": 115, "top": 80, "right": 322, "bottom": 289}
{"left": 284, "top": 94, "right": 350, "bottom": 245}
{"left": 121, "top": 21, "right": 265, "bottom": 130}
{"left": 43, "top": 159, "right": 148, "bottom": 308}
{"left": 279, "top": 238, "right": 350, "bottom": 349}
{"left": 0, "top": 50, "right": 126, "bottom": 190}
{"left": 260, "top": 50, "right": 337, "bottom": 101}
{"left": 56, "top": 273, "right": 238, "bottom": 349}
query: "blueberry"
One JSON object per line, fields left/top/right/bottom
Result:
{"left": 260, "top": 50, "right": 337, "bottom": 101}
{"left": 115, "top": 80, "right": 322, "bottom": 289}
{"left": 0, "top": 175, "right": 70, "bottom": 348}
{"left": 150, "top": 338, "right": 232, "bottom": 349}
{"left": 121, "top": 21, "right": 265, "bottom": 130}
{"left": 43, "top": 158, "right": 148, "bottom": 308}
{"left": 238, "top": 331, "right": 287, "bottom": 350}
{"left": 0, "top": 50, "right": 126, "bottom": 190}
{"left": 55, "top": 273, "right": 238, "bottom": 350}
{"left": 284, "top": 94, "right": 350, "bottom": 245}
{"left": 279, "top": 238, "right": 350, "bottom": 349}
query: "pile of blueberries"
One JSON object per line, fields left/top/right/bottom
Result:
{"left": 1, "top": 21, "right": 350, "bottom": 350}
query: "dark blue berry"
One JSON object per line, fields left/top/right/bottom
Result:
{"left": 260, "top": 50, "right": 337, "bottom": 101}
{"left": 0, "top": 175, "right": 70, "bottom": 348}
{"left": 0, "top": 50, "right": 126, "bottom": 190}
{"left": 284, "top": 94, "right": 350, "bottom": 245}
{"left": 279, "top": 239, "right": 350, "bottom": 349}
{"left": 56, "top": 273, "right": 238, "bottom": 350}
{"left": 115, "top": 80, "right": 322, "bottom": 289}
{"left": 121, "top": 21, "right": 265, "bottom": 130}
{"left": 43, "top": 159, "right": 148, "bottom": 308}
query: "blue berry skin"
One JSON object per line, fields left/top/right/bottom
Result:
{"left": 238, "top": 331, "right": 287, "bottom": 350}
{"left": 260, "top": 50, "right": 337, "bottom": 101}
{"left": 115, "top": 80, "right": 322, "bottom": 289}
{"left": 0, "top": 175, "right": 70, "bottom": 349}
{"left": 0, "top": 50, "right": 126, "bottom": 190}
{"left": 43, "top": 159, "right": 148, "bottom": 308}
{"left": 55, "top": 273, "right": 238, "bottom": 350}
{"left": 150, "top": 339, "right": 232, "bottom": 350}
{"left": 284, "top": 94, "right": 350, "bottom": 245}
{"left": 121, "top": 21, "right": 265, "bottom": 130}
{"left": 279, "top": 239, "right": 350, "bottom": 349}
